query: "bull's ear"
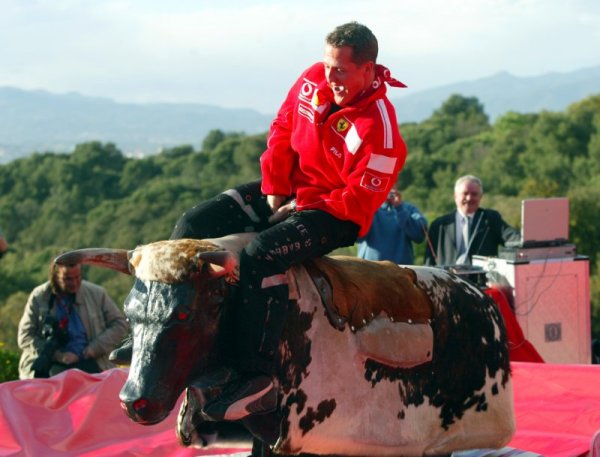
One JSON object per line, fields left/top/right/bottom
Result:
{"left": 197, "top": 250, "right": 239, "bottom": 281}
{"left": 54, "top": 248, "right": 133, "bottom": 276}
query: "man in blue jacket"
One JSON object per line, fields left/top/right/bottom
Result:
{"left": 358, "top": 188, "right": 428, "bottom": 265}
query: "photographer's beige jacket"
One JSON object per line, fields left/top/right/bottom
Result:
{"left": 17, "top": 280, "right": 128, "bottom": 379}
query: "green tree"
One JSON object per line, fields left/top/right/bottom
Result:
{"left": 1, "top": 94, "right": 599, "bottom": 355}
{"left": 202, "top": 129, "right": 226, "bottom": 152}
{"left": 411, "top": 94, "right": 490, "bottom": 155}
{"left": 0, "top": 292, "right": 29, "bottom": 352}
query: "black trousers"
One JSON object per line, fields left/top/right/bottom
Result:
{"left": 170, "top": 180, "right": 359, "bottom": 373}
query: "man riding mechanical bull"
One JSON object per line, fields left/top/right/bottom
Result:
{"left": 112, "top": 21, "right": 407, "bottom": 421}
{"left": 57, "top": 21, "right": 515, "bottom": 456}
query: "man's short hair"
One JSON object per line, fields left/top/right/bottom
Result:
{"left": 454, "top": 175, "right": 484, "bottom": 194}
{"left": 326, "top": 22, "right": 378, "bottom": 65}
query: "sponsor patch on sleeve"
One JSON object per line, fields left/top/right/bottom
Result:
{"left": 345, "top": 125, "right": 362, "bottom": 154}
{"left": 367, "top": 153, "right": 397, "bottom": 174}
{"left": 360, "top": 171, "right": 389, "bottom": 192}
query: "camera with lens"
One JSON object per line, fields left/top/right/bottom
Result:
{"left": 31, "top": 314, "right": 69, "bottom": 378}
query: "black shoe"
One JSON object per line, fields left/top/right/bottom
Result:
{"left": 109, "top": 336, "right": 132, "bottom": 365}
{"left": 202, "top": 374, "right": 277, "bottom": 421}
{"left": 177, "top": 367, "right": 242, "bottom": 446}
{"left": 177, "top": 387, "right": 219, "bottom": 447}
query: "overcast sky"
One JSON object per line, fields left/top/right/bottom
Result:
{"left": 1, "top": 0, "right": 599, "bottom": 114}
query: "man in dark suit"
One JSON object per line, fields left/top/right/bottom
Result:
{"left": 424, "top": 175, "right": 520, "bottom": 266}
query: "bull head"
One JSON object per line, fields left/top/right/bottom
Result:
{"left": 55, "top": 239, "right": 240, "bottom": 425}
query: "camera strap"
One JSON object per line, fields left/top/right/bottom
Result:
{"left": 39, "top": 294, "right": 56, "bottom": 324}
{"left": 55, "top": 295, "right": 75, "bottom": 330}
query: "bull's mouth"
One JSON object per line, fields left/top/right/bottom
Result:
{"left": 130, "top": 414, "right": 169, "bottom": 426}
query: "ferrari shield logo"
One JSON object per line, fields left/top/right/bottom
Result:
{"left": 336, "top": 118, "right": 349, "bottom": 133}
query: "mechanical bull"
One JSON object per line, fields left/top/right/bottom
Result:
{"left": 56, "top": 233, "right": 515, "bottom": 456}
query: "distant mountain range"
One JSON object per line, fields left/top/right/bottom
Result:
{"left": 0, "top": 89, "right": 273, "bottom": 163}
{"left": 391, "top": 65, "right": 600, "bottom": 123}
{"left": 1, "top": 65, "right": 599, "bottom": 163}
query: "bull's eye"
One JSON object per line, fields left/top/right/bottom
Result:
{"left": 172, "top": 305, "right": 192, "bottom": 322}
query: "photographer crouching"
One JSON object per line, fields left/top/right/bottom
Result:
{"left": 17, "top": 259, "right": 129, "bottom": 379}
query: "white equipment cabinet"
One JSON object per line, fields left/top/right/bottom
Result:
{"left": 473, "top": 254, "right": 591, "bottom": 364}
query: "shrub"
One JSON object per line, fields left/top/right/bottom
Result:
{"left": 0, "top": 344, "right": 20, "bottom": 382}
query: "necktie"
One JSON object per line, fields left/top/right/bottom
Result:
{"left": 457, "top": 216, "right": 470, "bottom": 263}
{"left": 462, "top": 216, "right": 471, "bottom": 253}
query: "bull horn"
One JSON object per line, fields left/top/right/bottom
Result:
{"left": 197, "top": 250, "right": 239, "bottom": 281}
{"left": 54, "top": 248, "right": 133, "bottom": 275}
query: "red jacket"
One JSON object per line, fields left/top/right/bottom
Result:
{"left": 260, "top": 62, "right": 407, "bottom": 237}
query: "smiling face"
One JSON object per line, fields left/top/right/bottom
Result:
{"left": 323, "top": 45, "right": 374, "bottom": 107}
{"left": 454, "top": 179, "right": 482, "bottom": 215}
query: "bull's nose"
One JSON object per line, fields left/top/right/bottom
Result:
{"left": 132, "top": 398, "right": 149, "bottom": 413}
{"left": 120, "top": 397, "right": 149, "bottom": 415}
{"left": 119, "top": 395, "right": 164, "bottom": 425}
{"left": 119, "top": 381, "right": 173, "bottom": 425}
